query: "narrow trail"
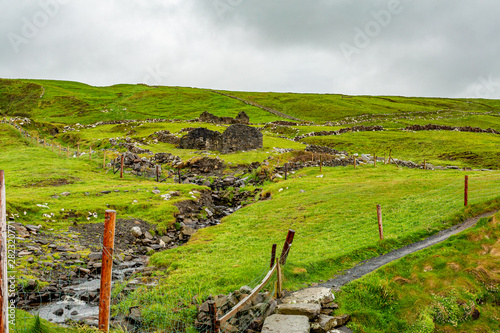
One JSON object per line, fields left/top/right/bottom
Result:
{"left": 210, "top": 90, "right": 304, "bottom": 122}
{"left": 319, "top": 210, "right": 498, "bottom": 289}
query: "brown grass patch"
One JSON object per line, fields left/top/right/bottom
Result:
{"left": 292, "top": 267, "right": 307, "bottom": 275}
{"left": 447, "top": 262, "right": 461, "bottom": 271}
{"left": 490, "top": 240, "right": 500, "bottom": 257}
{"left": 393, "top": 276, "right": 412, "bottom": 285}
{"left": 423, "top": 265, "right": 433, "bottom": 272}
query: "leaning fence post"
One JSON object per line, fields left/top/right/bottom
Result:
{"left": 208, "top": 301, "right": 220, "bottom": 333}
{"left": 464, "top": 175, "right": 469, "bottom": 207}
{"left": 0, "top": 171, "right": 9, "bottom": 332}
{"left": 98, "top": 210, "right": 117, "bottom": 332}
{"left": 270, "top": 244, "right": 277, "bottom": 269}
{"left": 280, "top": 229, "right": 295, "bottom": 265}
{"left": 120, "top": 155, "right": 124, "bottom": 179}
{"left": 377, "top": 204, "right": 384, "bottom": 240}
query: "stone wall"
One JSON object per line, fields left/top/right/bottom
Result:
{"left": 198, "top": 111, "right": 250, "bottom": 125}
{"left": 179, "top": 124, "right": 263, "bottom": 153}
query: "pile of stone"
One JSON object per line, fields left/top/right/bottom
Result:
{"left": 404, "top": 124, "right": 500, "bottom": 134}
{"left": 148, "top": 130, "right": 181, "bottom": 144}
{"left": 118, "top": 142, "right": 151, "bottom": 155}
{"left": 263, "top": 287, "right": 350, "bottom": 333}
{"left": 196, "top": 286, "right": 277, "bottom": 333}
{"left": 198, "top": 111, "right": 250, "bottom": 125}
{"left": 179, "top": 124, "right": 263, "bottom": 154}
{"left": 177, "top": 156, "right": 225, "bottom": 174}
{"left": 305, "top": 145, "right": 342, "bottom": 155}
{"left": 294, "top": 125, "right": 384, "bottom": 141}
{"left": 152, "top": 152, "right": 182, "bottom": 166}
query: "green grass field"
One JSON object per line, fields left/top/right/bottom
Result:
{"left": 2, "top": 78, "right": 500, "bottom": 332}
{"left": 336, "top": 212, "right": 500, "bottom": 332}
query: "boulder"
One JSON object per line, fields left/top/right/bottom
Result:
{"left": 130, "top": 227, "right": 142, "bottom": 238}
{"left": 277, "top": 303, "right": 321, "bottom": 320}
{"left": 282, "top": 287, "right": 334, "bottom": 306}
{"left": 261, "top": 314, "right": 310, "bottom": 333}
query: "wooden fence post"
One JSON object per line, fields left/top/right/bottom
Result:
{"left": 270, "top": 244, "right": 277, "bottom": 269}
{"left": 89, "top": 146, "right": 92, "bottom": 160}
{"left": 319, "top": 155, "right": 323, "bottom": 173}
{"left": 0, "top": 171, "right": 9, "bottom": 332}
{"left": 276, "top": 259, "right": 282, "bottom": 298}
{"left": 98, "top": 210, "right": 117, "bottom": 333}
{"left": 67, "top": 145, "right": 70, "bottom": 158}
{"left": 464, "top": 175, "right": 469, "bottom": 207}
{"left": 51, "top": 139, "right": 54, "bottom": 152}
{"left": 120, "top": 155, "right": 124, "bottom": 179}
{"left": 156, "top": 165, "right": 160, "bottom": 183}
{"left": 208, "top": 301, "right": 220, "bottom": 333}
{"left": 43, "top": 138, "right": 45, "bottom": 148}
{"left": 103, "top": 151, "right": 106, "bottom": 169}
{"left": 374, "top": 154, "right": 377, "bottom": 167}
{"left": 280, "top": 229, "right": 296, "bottom": 265}
{"left": 178, "top": 168, "right": 181, "bottom": 184}
{"left": 354, "top": 156, "right": 357, "bottom": 170}
{"left": 284, "top": 163, "right": 287, "bottom": 180}
{"left": 77, "top": 144, "right": 80, "bottom": 157}
{"left": 58, "top": 145, "right": 61, "bottom": 156}
{"left": 377, "top": 204, "right": 384, "bottom": 240}
{"left": 423, "top": 159, "right": 427, "bottom": 170}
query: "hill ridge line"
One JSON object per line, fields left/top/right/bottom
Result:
{"left": 209, "top": 89, "right": 304, "bottom": 122}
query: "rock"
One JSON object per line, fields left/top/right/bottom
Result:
{"left": 53, "top": 308, "right": 64, "bottom": 316}
{"left": 131, "top": 227, "right": 142, "bottom": 238}
{"left": 311, "top": 314, "right": 341, "bottom": 333}
{"left": 181, "top": 226, "right": 197, "bottom": 237}
{"left": 152, "top": 190, "right": 161, "bottom": 195}
{"left": 70, "top": 310, "right": 78, "bottom": 316}
{"left": 161, "top": 235, "right": 172, "bottom": 243}
{"left": 277, "top": 303, "right": 321, "bottom": 320}
{"left": 25, "top": 225, "right": 40, "bottom": 232}
{"left": 240, "top": 285, "right": 253, "bottom": 294}
{"left": 60, "top": 192, "right": 71, "bottom": 196}
{"left": 88, "top": 252, "right": 102, "bottom": 261}
{"left": 282, "top": 287, "right": 334, "bottom": 305}
{"left": 144, "top": 231, "right": 154, "bottom": 240}
{"left": 51, "top": 195, "right": 60, "bottom": 199}
{"left": 261, "top": 314, "right": 310, "bottom": 333}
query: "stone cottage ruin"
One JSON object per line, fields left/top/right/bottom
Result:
{"left": 179, "top": 124, "right": 263, "bottom": 153}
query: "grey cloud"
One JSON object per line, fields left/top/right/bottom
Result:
{"left": 1, "top": 0, "right": 499, "bottom": 98}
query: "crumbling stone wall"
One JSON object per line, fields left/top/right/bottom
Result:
{"left": 178, "top": 128, "right": 222, "bottom": 151}
{"left": 179, "top": 124, "right": 263, "bottom": 153}
{"left": 198, "top": 111, "right": 250, "bottom": 125}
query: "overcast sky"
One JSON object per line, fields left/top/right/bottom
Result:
{"left": 1, "top": 0, "right": 500, "bottom": 98}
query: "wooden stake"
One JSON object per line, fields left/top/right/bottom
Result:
{"left": 319, "top": 154, "right": 323, "bottom": 173}
{"left": 208, "top": 302, "right": 219, "bottom": 333}
{"left": 276, "top": 259, "right": 283, "bottom": 298}
{"left": 43, "top": 138, "right": 45, "bottom": 148}
{"left": 77, "top": 144, "right": 80, "bottom": 157}
{"left": 377, "top": 204, "right": 384, "bottom": 240}
{"left": 464, "top": 175, "right": 469, "bottom": 207}
{"left": 280, "top": 229, "right": 296, "bottom": 265}
{"left": 354, "top": 156, "right": 357, "bottom": 170}
{"left": 374, "top": 154, "right": 377, "bottom": 167}
{"left": 98, "top": 210, "right": 117, "bottom": 333}
{"left": 270, "top": 244, "right": 277, "bottom": 269}
{"left": 120, "top": 155, "right": 124, "bottom": 179}
{"left": 89, "top": 146, "right": 92, "bottom": 160}
{"left": 67, "top": 145, "right": 70, "bottom": 158}
{"left": 178, "top": 168, "right": 181, "bottom": 184}
{"left": 103, "top": 151, "right": 106, "bottom": 169}
{"left": 0, "top": 171, "right": 9, "bottom": 332}
{"left": 51, "top": 140, "right": 54, "bottom": 152}
{"left": 388, "top": 149, "right": 392, "bottom": 164}
{"left": 423, "top": 159, "right": 426, "bottom": 170}
{"left": 156, "top": 165, "right": 160, "bottom": 183}
{"left": 284, "top": 163, "right": 287, "bottom": 180}
{"left": 58, "top": 145, "right": 61, "bottom": 156}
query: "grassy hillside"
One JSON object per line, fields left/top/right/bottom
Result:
{"left": 0, "top": 79, "right": 283, "bottom": 124}
{"left": 222, "top": 90, "right": 500, "bottom": 123}
{"left": 336, "top": 212, "right": 500, "bottom": 333}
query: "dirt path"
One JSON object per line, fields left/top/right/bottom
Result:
{"left": 319, "top": 210, "right": 498, "bottom": 289}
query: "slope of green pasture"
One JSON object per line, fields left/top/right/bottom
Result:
{"left": 303, "top": 130, "right": 500, "bottom": 169}
{"left": 0, "top": 79, "right": 283, "bottom": 124}
{"left": 336, "top": 212, "right": 500, "bottom": 333}
{"left": 120, "top": 164, "right": 500, "bottom": 327}
{"left": 223, "top": 90, "right": 500, "bottom": 123}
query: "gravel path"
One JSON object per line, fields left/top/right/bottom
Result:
{"left": 319, "top": 210, "right": 498, "bottom": 289}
